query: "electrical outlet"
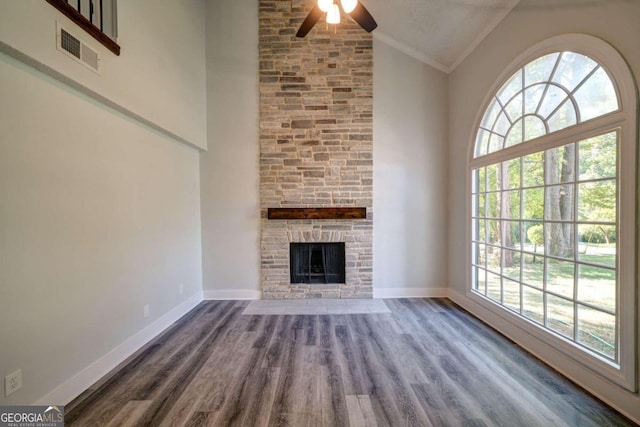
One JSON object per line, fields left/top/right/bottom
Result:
{"left": 5, "top": 369, "right": 22, "bottom": 397}
{"left": 179, "top": 283, "right": 184, "bottom": 295}
{"left": 143, "top": 305, "right": 150, "bottom": 319}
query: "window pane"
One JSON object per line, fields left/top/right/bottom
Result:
{"left": 481, "top": 98, "right": 502, "bottom": 129}
{"left": 473, "top": 194, "right": 485, "bottom": 218}
{"left": 546, "top": 258, "right": 575, "bottom": 298}
{"left": 498, "top": 71, "right": 523, "bottom": 105}
{"left": 487, "top": 192, "right": 499, "bottom": 218}
{"left": 547, "top": 294, "right": 575, "bottom": 339}
{"left": 500, "top": 221, "right": 518, "bottom": 248}
{"left": 487, "top": 245, "right": 501, "bottom": 274}
{"left": 474, "top": 243, "right": 487, "bottom": 267}
{"left": 522, "top": 188, "right": 544, "bottom": 219}
{"left": 504, "top": 93, "right": 524, "bottom": 123}
{"left": 487, "top": 220, "right": 500, "bottom": 246}
{"left": 503, "top": 250, "right": 521, "bottom": 281}
{"left": 545, "top": 144, "right": 576, "bottom": 184}
{"left": 475, "top": 129, "right": 490, "bottom": 157}
{"left": 522, "top": 254, "right": 544, "bottom": 289}
{"left": 503, "top": 278, "right": 521, "bottom": 312}
{"left": 578, "top": 132, "right": 617, "bottom": 181}
{"left": 487, "top": 164, "right": 500, "bottom": 192}
{"left": 545, "top": 222, "right": 574, "bottom": 259}
{"left": 476, "top": 218, "right": 487, "bottom": 243}
{"left": 475, "top": 267, "right": 487, "bottom": 294}
{"left": 578, "top": 180, "right": 616, "bottom": 223}
{"left": 523, "top": 286, "right": 544, "bottom": 324}
{"left": 524, "top": 84, "right": 545, "bottom": 114}
{"left": 538, "top": 85, "right": 567, "bottom": 118}
{"left": 523, "top": 115, "right": 546, "bottom": 141}
{"left": 547, "top": 99, "right": 577, "bottom": 132}
{"left": 577, "top": 305, "right": 615, "bottom": 359}
{"left": 494, "top": 112, "right": 511, "bottom": 137}
{"left": 499, "top": 162, "right": 512, "bottom": 191}
{"left": 479, "top": 193, "right": 486, "bottom": 217}
{"left": 524, "top": 53, "right": 560, "bottom": 86}
{"left": 551, "top": 52, "right": 598, "bottom": 93}
{"left": 523, "top": 222, "right": 544, "bottom": 255}
{"left": 502, "top": 191, "right": 520, "bottom": 219}
{"left": 505, "top": 119, "right": 523, "bottom": 147}
{"left": 545, "top": 184, "right": 575, "bottom": 222}
{"left": 522, "top": 152, "right": 544, "bottom": 187}
{"left": 488, "top": 134, "right": 504, "bottom": 154}
{"left": 506, "top": 158, "right": 521, "bottom": 189}
{"left": 574, "top": 67, "right": 619, "bottom": 121}
{"left": 578, "top": 224, "right": 616, "bottom": 267}
{"left": 477, "top": 167, "right": 486, "bottom": 193}
{"left": 577, "top": 264, "right": 616, "bottom": 313}
{"left": 487, "top": 272, "right": 501, "bottom": 302}
{"left": 503, "top": 221, "right": 521, "bottom": 250}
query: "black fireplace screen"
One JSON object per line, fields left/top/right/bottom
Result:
{"left": 290, "top": 242, "right": 346, "bottom": 284}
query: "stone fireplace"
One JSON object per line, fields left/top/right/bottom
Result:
{"left": 259, "top": 0, "right": 373, "bottom": 299}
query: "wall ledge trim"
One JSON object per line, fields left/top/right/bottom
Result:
{"left": 33, "top": 292, "right": 203, "bottom": 406}
{"left": 0, "top": 41, "right": 204, "bottom": 152}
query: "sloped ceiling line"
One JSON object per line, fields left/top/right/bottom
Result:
{"left": 361, "top": 0, "right": 520, "bottom": 74}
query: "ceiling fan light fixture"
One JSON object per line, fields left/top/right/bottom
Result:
{"left": 296, "top": 0, "right": 375, "bottom": 37}
{"left": 340, "top": 0, "right": 358, "bottom": 13}
{"left": 327, "top": 4, "right": 341, "bottom": 24}
{"left": 318, "top": 0, "right": 333, "bottom": 13}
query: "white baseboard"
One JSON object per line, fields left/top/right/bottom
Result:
{"left": 203, "top": 289, "right": 262, "bottom": 300}
{"left": 34, "top": 292, "right": 203, "bottom": 406}
{"left": 373, "top": 287, "right": 449, "bottom": 298}
{"left": 447, "top": 289, "right": 640, "bottom": 425}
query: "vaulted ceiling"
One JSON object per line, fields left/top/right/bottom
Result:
{"left": 362, "top": 0, "right": 520, "bottom": 73}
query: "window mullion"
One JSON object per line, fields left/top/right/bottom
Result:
{"left": 470, "top": 114, "right": 625, "bottom": 170}
{"left": 573, "top": 139, "right": 580, "bottom": 343}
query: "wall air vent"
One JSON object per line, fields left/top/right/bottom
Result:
{"left": 56, "top": 22, "right": 100, "bottom": 74}
{"left": 60, "top": 28, "right": 81, "bottom": 58}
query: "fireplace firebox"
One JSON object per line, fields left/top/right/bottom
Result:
{"left": 290, "top": 243, "right": 346, "bottom": 284}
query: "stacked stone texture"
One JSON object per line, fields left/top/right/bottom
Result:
{"left": 259, "top": 0, "right": 373, "bottom": 299}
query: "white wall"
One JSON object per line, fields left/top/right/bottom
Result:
{"left": 0, "top": 0, "right": 207, "bottom": 149}
{"left": 0, "top": 53, "right": 203, "bottom": 406}
{"left": 448, "top": 0, "right": 640, "bottom": 421}
{"left": 0, "top": 0, "right": 206, "bottom": 406}
{"left": 200, "top": 0, "right": 261, "bottom": 299}
{"left": 373, "top": 40, "right": 449, "bottom": 298}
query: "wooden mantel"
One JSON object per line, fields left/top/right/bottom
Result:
{"left": 267, "top": 207, "right": 366, "bottom": 220}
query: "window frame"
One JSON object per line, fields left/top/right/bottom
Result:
{"left": 46, "top": 0, "right": 120, "bottom": 56}
{"left": 466, "top": 34, "right": 637, "bottom": 391}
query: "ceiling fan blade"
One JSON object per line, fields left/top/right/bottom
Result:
{"left": 348, "top": 2, "right": 377, "bottom": 33}
{"left": 296, "top": 5, "right": 323, "bottom": 38}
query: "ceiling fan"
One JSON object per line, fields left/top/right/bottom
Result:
{"left": 296, "top": 0, "right": 378, "bottom": 38}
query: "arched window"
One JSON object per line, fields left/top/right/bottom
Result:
{"left": 469, "top": 35, "right": 637, "bottom": 390}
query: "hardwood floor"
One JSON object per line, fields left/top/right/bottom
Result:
{"left": 65, "top": 299, "right": 633, "bottom": 426}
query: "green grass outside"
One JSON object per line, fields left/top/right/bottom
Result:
{"left": 479, "top": 247, "right": 616, "bottom": 359}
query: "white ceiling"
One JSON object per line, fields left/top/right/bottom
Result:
{"left": 361, "top": 0, "right": 520, "bottom": 73}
